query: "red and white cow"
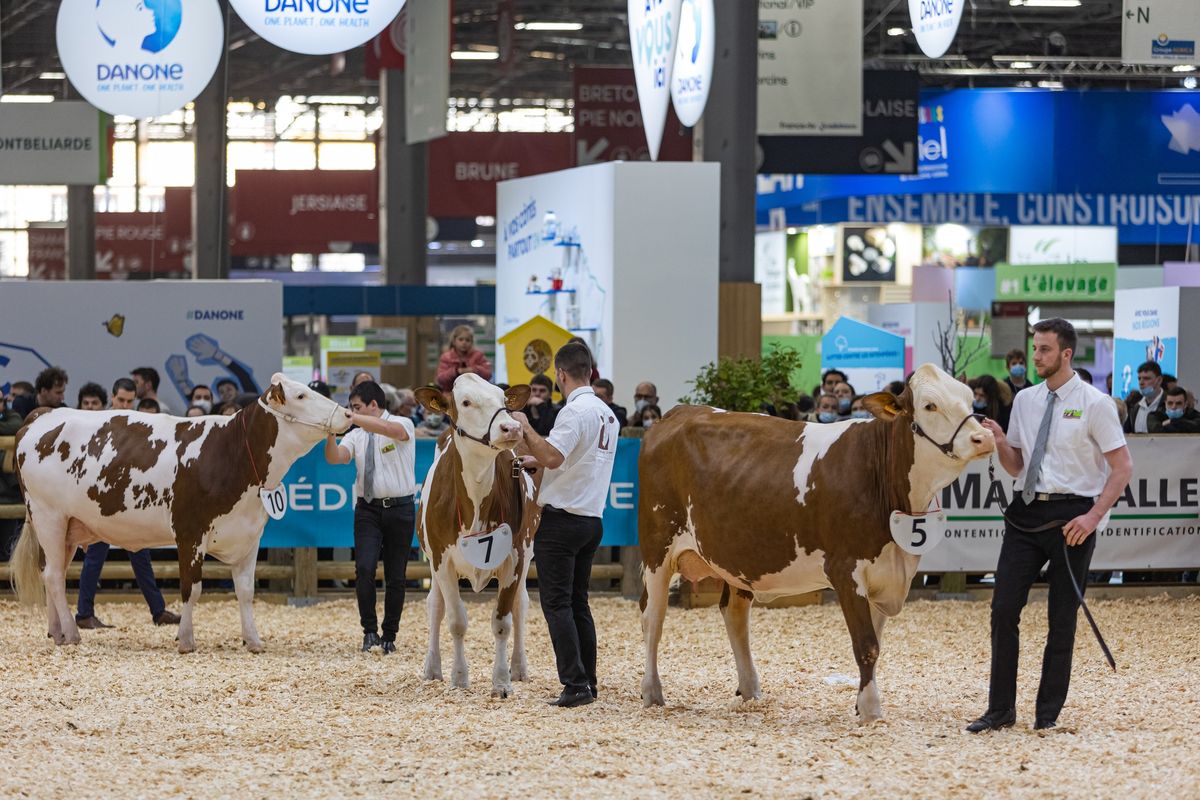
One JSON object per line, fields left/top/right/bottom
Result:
{"left": 415, "top": 375, "right": 541, "bottom": 698}
{"left": 638, "top": 364, "right": 995, "bottom": 721}
{"left": 11, "top": 374, "right": 352, "bottom": 652}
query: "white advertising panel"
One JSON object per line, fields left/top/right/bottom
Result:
{"left": 497, "top": 162, "right": 719, "bottom": 411}
{"left": 229, "top": 0, "right": 406, "bottom": 56}
{"left": 920, "top": 436, "right": 1200, "bottom": 571}
{"left": 0, "top": 102, "right": 107, "bottom": 185}
{"left": 1113, "top": 286, "right": 1180, "bottom": 397}
{"left": 755, "top": 231, "right": 788, "bottom": 315}
{"left": 0, "top": 281, "right": 282, "bottom": 412}
{"left": 908, "top": 0, "right": 965, "bottom": 59}
{"left": 1008, "top": 226, "right": 1119, "bottom": 265}
{"left": 669, "top": 0, "right": 714, "bottom": 127}
{"left": 628, "top": 0, "right": 682, "bottom": 160}
{"left": 405, "top": 0, "right": 449, "bottom": 144}
{"left": 1121, "top": 0, "right": 1200, "bottom": 66}
{"left": 56, "top": 0, "right": 224, "bottom": 119}
{"left": 758, "top": 0, "right": 862, "bottom": 136}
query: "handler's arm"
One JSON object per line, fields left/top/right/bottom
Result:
{"left": 350, "top": 412, "right": 410, "bottom": 441}
{"left": 510, "top": 411, "right": 565, "bottom": 470}
{"left": 1062, "top": 446, "right": 1133, "bottom": 546}
{"left": 324, "top": 434, "right": 353, "bottom": 464}
{"left": 981, "top": 417, "right": 1023, "bottom": 477}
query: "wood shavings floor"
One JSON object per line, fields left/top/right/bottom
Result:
{"left": 1, "top": 594, "right": 1196, "bottom": 798}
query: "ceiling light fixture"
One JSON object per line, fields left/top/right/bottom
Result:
{"left": 515, "top": 21, "right": 583, "bottom": 31}
{"left": 451, "top": 50, "right": 500, "bottom": 61}
{"left": 1171, "top": 64, "right": 1196, "bottom": 72}
{"left": 886, "top": 27, "right": 906, "bottom": 36}
{"left": 1036, "top": 79, "right": 1064, "bottom": 89}
{"left": 1184, "top": 77, "right": 1198, "bottom": 89}
{"left": 38, "top": 71, "right": 67, "bottom": 80}
{"left": 1010, "top": 61, "right": 1035, "bottom": 69}
{"left": 0, "top": 94, "right": 56, "bottom": 103}
{"left": 1011, "top": 0, "right": 1082, "bottom": 6}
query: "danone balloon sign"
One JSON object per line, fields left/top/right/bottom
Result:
{"left": 908, "top": 0, "right": 964, "bottom": 59}
{"left": 669, "top": 0, "right": 713, "bottom": 128}
{"left": 628, "top": 0, "right": 682, "bottom": 161}
{"left": 56, "top": 0, "right": 224, "bottom": 118}
{"left": 229, "top": 0, "right": 407, "bottom": 56}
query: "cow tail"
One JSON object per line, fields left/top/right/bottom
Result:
{"left": 10, "top": 513, "right": 45, "bottom": 608}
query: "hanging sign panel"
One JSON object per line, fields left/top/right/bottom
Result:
{"left": 0, "top": 102, "right": 109, "bottom": 185}
{"left": 1121, "top": 0, "right": 1200, "bottom": 66}
{"left": 229, "top": 0, "right": 407, "bottom": 56}
{"left": 758, "top": 0, "right": 862, "bottom": 136}
{"left": 669, "top": 0, "right": 714, "bottom": 127}
{"left": 57, "top": 0, "right": 225, "bottom": 118}
{"left": 628, "top": 0, "right": 683, "bottom": 160}
{"left": 405, "top": 0, "right": 449, "bottom": 144}
{"left": 908, "top": 0, "right": 964, "bottom": 59}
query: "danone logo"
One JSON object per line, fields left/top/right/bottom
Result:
{"left": 907, "top": 0, "right": 963, "bottom": 58}
{"left": 57, "top": 0, "right": 223, "bottom": 118}
{"left": 229, "top": 0, "right": 407, "bottom": 56}
{"left": 187, "top": 309, "right": 246, "bottom": 321}
{"left": 669, "top": 0, "right": 713, "bottom": 128}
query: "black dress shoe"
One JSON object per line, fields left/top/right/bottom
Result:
{"left": 1034, "top": 719, "right": 1057, "bottom": 730}
{"left": 589, "top": 684, "right": 598, "bottom": 699}
{"left": 380, "top": 639, "right": 396, "bottom": 655}
{"left": 965, "top": 710, "right": 1016, "bottom": 733}
{"left": 548, "top": 688, "right": 594, "bottom": 708}
{"left": 362, "top": 632, "right": 381, "bottom": 652}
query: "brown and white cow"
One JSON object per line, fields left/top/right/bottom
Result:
{"left": 638, "top": 363, "right": 995, "bottom": 721}
{"left": 415, "top": 375, "right": 541, "bottom": 698}
{"left": 11, "top": 374, "right": 352, "bottom": 653}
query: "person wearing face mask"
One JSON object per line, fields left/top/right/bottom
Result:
{"left": 1004, "top": 349, "right": 1030, "bottom": 397}
{"left": 632, "top": 381, "right": 659, "bottom": 416}
{"left": 814, "top": 393, "right": 841, "bottom": 423}
{"left": 1148, "top": 385, "right": 1200, "bottom": 433}
{"left": 1123, "top": 360, "right": 1165, "bottom": 434}
{"left": 832, "top": 381, "right": 856, "bottom": 419}
{"left": 188, "top": 384, "right": 214, "bottom": 415}
{"left": 849, "top": 396, "right": 872, "bottom": 420}
{"left": 634, "top": 403, "right": 662, "bottom": 429}
{"left": 968, "top": 374, "right": 1012, "bottom": 432}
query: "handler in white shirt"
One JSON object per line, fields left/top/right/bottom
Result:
{"left": 967, "top": 319, "right": 1132, "bottom": 734}
{"left": 324, "top": 380, "right": 416, "bottom": 654}
{"left": 512, "top": 342, "right": 619, "bottom": 708}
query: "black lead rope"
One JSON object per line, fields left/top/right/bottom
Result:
{"left": 1061, "top": 539, "right": 1118, "bottom": 672}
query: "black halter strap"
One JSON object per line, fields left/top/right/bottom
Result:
{"left": 911, "top": 412, "right": 985, "bottom": 460}
{"left": 448, "top": 405, "right": 510, "bottom": 450}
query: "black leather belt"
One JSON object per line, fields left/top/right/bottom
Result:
{"left": 358, "top": 495, "right": 414, "bottom": 509}
{"left": 1031, "top": 492, "right": 1089, "bottom": 502}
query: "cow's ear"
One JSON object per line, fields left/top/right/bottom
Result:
{"left": 267, "top": 382, "right": 286, "bottom": 405}
{"left": 415, "top": 386, "right": 447, "bottom": 414}
{"left": 862, "top": 390, "right": 906, "bottom": 421}
{"left": 504, "top": 384, "right": 531, "bottom": 411}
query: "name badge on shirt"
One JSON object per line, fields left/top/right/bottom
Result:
{"left": 1062, "top": 409, "right": 1082, "bottom": 419}
{"left": 381, "top": 442, "right": 396, "bottom": 454}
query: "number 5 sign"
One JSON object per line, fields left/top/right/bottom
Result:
{"left": 888, "top": 508, "right": 947, "bottom": 555}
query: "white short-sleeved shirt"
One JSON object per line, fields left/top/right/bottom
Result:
{"left": 538, "top": 387, "right": 620, "bottom": 518}
{"left": 339, "top": 412, "right": 416, "bottom": 499}
{"left": 1007, "top": 372, "right": 1126, "bottom": 498}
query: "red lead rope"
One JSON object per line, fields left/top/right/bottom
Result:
{"left": 240, "top": 411, "right": 263, "bottom": 488}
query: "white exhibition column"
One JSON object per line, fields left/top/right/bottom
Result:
{"left": 496, "top": 162, "right": 721, "bottom": 410}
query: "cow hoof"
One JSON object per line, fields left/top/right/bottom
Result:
{"left": 451, "top": 672, "right": 469, "bottom": 690}
{"left": 491, "top": 687, "right": 511, "bottom": 699}
{"left": 177, "top": 643, "right": 196, "bottom": 654}
{"left": 510, "top": 665, "right": 528, "bottom": 682}
{"left": 422, "top": 668, "right": 443, "bottom": 682}
{"left": 244, "top": 641, "right": 265, "bottom": 654}
{"left": 641, "top": 681, "right": 665, "bottom": 707}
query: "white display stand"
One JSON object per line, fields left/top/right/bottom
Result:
{"left": 867, "top": 302, "right": 952, "bottom": 377}
{"left": 496, "top": 162, "right": 720, "bottom": 410}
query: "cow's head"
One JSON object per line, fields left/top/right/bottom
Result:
{"left": 262, "top": 372, "right": 353, "bottom": 436}
{"left": 415, "top": 374, "right": 529, "bottom": 451}
{"left": 864, "top": 363, "right": 994, "bottom": 461}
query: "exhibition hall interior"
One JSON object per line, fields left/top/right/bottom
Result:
{"left": 0, "top": 1, "right": 1198, "bottom": 796}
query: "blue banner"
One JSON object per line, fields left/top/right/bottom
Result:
{"left": 261, "top": 438, "right": 641, "bottom": 548}
{"left": 821, "top": 317, "right": 906, "bottom": 371}
{"left": 757, "top": 89, "right": 1200, "bottom": 244}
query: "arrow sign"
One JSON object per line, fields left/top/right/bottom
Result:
{"left": 883, "top": 139, "right": 915, "bottom": 173}
{"left": 628, "top": 0, "right": 683, "bottom": 161}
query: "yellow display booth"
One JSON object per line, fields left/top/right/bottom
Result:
{"left": 497, "top": 315, "right": 574, "bottom": 400}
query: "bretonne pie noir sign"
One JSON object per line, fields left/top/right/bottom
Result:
{"left": 229, "top": 0, "right": 408, "bottom": 56}
{"left": 56, "top": 0, "right": 225, "bottom": 119}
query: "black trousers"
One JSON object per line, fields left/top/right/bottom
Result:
{"left": 988, "top": 498, "right": 1096, "bottom": 722}
{"left": 536, "top": 507, "right": 604, "bottom": 692}
{"left": 354, "top": 499, "right": 415, "bottom": 640}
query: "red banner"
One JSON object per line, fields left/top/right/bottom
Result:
{"left": 230, "top": 170, "right": 378, "bottom": 255}
{"left": 27, "top": 187, "right": 192, "bottom": 279}
{"left": 428, "top": 132, "right": 572, "bottom": 217}
{"left": 573, "top": 66, "right": 693, "bottom": 165}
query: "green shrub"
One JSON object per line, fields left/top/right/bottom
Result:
{"left": 681, "top": 344, "right": 803, "bottom": 413}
